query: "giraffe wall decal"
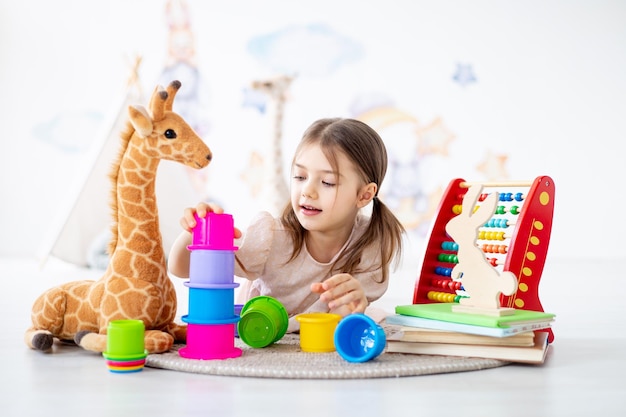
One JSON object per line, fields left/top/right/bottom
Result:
{"left": 25, "top": 80, "right": 212, "bottom": 354}
{"left": 251, "top": 74, "right": 294, "bottom": 216}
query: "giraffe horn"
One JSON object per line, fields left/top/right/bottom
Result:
{"left": 164, "top": 80, "right": 181, "bottom": 111}
{"left": 147, "top": 84, "right": 163, "bottom": 115}
{"left": 150, "top": 88, "right": 168, "bottom": 122}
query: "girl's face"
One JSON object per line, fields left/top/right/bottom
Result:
{"left": 290, "top": 143, "right": 369, "bottom": 235}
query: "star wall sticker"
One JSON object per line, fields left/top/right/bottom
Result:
{"left": 477, "top": 150, "right": 510, "bottom": 181}
{"left": 452, "top": 62, "right": 477, "bottom": 87}
{"left": 416, "top": 117, "right": 456, "bottom": 156}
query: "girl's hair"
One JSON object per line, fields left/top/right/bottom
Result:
{"left": 281, "top": 117, "right": 405, "bottom": 283}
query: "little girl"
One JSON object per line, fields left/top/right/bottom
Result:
{"left": 168, "top": 117, "right": 405, "bottom": 331}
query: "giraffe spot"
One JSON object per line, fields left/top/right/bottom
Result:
{"left": 120, "top": 201, "right": 152, "bottom": 221}
{"left": 132, "top": 257, "right": 165, "bottom": 282}
{"left": 124, "top": 171, "right": 145, "bottom": 187}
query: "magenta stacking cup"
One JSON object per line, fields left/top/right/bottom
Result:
{"left": 188, "top": 212, "right": 238, "bottom": 251}
{"left": 188, "top": 250, "right": 235, "bottom": 285}
{"left": 179, "top": 322, "right": 242, "bottom": 360}
{"left": 182, "top": 283, "right": 240, "bottom": 323}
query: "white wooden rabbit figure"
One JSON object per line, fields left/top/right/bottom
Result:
{"left": 445, "top": 184, "right": 518, "bottom": 315}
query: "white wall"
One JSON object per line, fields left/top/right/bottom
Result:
{"left": 1, "top": 0, "right": 625, "bottom": 264}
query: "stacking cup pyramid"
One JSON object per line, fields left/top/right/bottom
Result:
{"left": 178, "top": 212, "right": 243, "bottom": 360}
{"left": 102, "top": 319, "right": 148, "bottom": 373}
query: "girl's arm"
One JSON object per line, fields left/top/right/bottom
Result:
{"left": 168, "top": 231, "right": 193, "bottom": 278}
{"left": 167, "top": 202, "right": 240, "bottom": 278}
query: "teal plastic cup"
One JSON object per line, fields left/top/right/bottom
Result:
{"left": 334, "top": 313, "right": 386, "bottom": 363}
{"left": 105, "top": 319, "right": 146, "bottom": 359}
{"left": 238, "top": 296, "right": 288, "bottom": 348}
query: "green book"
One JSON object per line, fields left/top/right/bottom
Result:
{"left": 395, "top": 303, "right": 556, "bottom": 329}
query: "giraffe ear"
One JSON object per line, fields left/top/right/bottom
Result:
{"left": 128, "top": 104, "right": 153, "bottom": 138}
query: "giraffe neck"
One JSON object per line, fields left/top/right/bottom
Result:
{"left": 272, "top": 96, "right": 285, "bottom": 167}
{"left": 110, "top": 139, "right": 166, "bottom": 280}
{"left": 269, "top": 92, "right": 289, "bottom": 212}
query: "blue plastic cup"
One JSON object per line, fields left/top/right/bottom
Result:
{"left": 185, "top": 284, "right": 238, "bottom": 322}
{"left": 334, "top": 313, "right": 386, "bottom": 363}
{"left": 234, "top": 304, "right": 244, "bottom": 337}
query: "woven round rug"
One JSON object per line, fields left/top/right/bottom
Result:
{"left": 145, "top": 326, "right": 508, "bottom": 379}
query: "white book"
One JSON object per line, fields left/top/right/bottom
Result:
{"left": 385, "top": 313, "right": 553, "bottom": 338}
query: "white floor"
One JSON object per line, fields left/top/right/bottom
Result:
{"left": 3, "top": 255, "right": 625, "bottom": 417}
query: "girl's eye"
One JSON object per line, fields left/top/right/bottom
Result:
{"left": 322, "top": 181, "right": 336, "bottom": 187}
{"left": 293, "top": 175, "right": 305, "bottom": 181}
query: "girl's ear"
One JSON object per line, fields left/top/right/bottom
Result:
{"left": 357, "top": 182, "right": 378, "bottom": 208}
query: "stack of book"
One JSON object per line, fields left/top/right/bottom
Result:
{"left": 385, "top": 303, "right": 555, "bottom": 364}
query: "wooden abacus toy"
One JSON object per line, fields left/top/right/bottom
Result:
{"left": 413, "top": 176, "right": 555, "bottom": 341}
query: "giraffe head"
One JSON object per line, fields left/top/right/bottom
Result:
{"left": 128, "top": 80, "right": 212, "bottom": 168}
{"left": 251, "top": 74, "right": 295, "bottom": 100}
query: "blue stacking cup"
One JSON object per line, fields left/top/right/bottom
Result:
{"left": 234, "top": 304, "right": 244, "bottom": 337}
{"left": 183, "top": 284, "right": 239, "bottom": 323}
{"left": 188, "top": 250, "right": 235, "bottom": 285}
{"left": 334, "top": 313, "right": 386, "bottom": 363}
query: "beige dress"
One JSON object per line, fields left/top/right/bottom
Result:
{"left": 234, "top": 211, "right": 388, "bottom": 332}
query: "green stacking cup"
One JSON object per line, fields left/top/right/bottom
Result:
{"left": 105, "top": 319, "right": 146, "bottom": 359}
{"left": 238, "top": 296, "right": 288, "bottom": 348}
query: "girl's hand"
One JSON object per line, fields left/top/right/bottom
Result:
{"left": 310, "top": 273, "right": 368, "bottom": 315}
{"left": 179, "top": 202, "right": 242, "bottom": 238}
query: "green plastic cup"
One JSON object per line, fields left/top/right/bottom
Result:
{"left": 105, "top": 319, "right": 146, "bottom": 358}
{"left": 238, "top": 296, "right": 288, "bottom": 348}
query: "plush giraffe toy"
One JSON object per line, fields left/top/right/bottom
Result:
{"left": 24, "top": 80, "right": 212, "bottom": 354}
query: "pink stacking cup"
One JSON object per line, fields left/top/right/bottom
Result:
{"left": 188, "top": 212, "right": 238, "bottom": 251}
{"left": 179, "top": 322, "right": 242, "bottom": 360}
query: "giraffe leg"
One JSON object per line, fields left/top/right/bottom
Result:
{"left": 163, "top": 322, "right": 187, "bottom": 343}
{"left": 24, "top": 329, "right": 54, "bottom": 351}
{"left": 25, "top": 287, "right": 68, "bottom": 351}
{"left": 145, "top": 330, "right": 174, "bottom": 354}
{"left": 75, "top": 331, "right": 107, "bottom": 353}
